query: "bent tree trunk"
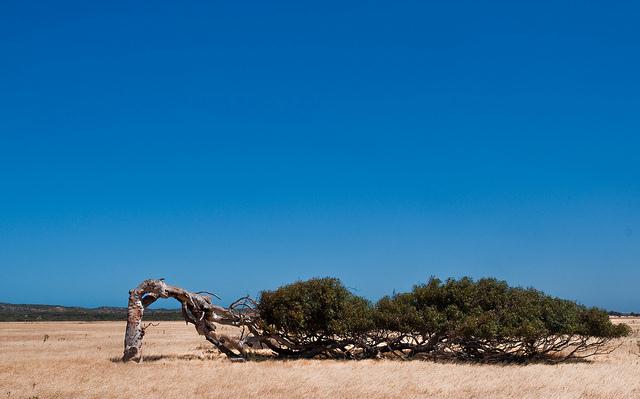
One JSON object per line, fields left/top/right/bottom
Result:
{"left": 122, "top": 279, "right": 257, "bottom": 362}
{"left": 123, "top": 279, "right": 624, "bottom": 363}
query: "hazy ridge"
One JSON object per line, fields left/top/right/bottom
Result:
{"left": 0, "top": 302, "right": 182, "bottom": 321}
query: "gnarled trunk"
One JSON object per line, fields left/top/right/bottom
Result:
{"left": 122, "top": 279, "right": 257, "bottom": 362}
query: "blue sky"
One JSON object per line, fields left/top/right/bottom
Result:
{"left": 1, "top": 1, "right": 638, "bottom": 311}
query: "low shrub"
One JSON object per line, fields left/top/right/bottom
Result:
{"left": 255, "top": 276, "right": 629, "bottom": 362}
{"left": 375, "top": 277, "right": 629, "bottom": 361}
{"left": 258, "top": 278, "right": 373, "bottom": 356}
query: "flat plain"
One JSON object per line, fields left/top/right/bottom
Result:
{"left": 1, "top": 318, "right": 639, "bottom": 399}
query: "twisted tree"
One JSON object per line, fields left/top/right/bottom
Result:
{"left": 122, "top": 277, "right": 630, "bottom": 363}
{"left": 122, "top": 279, "right": 258, "bottom": 362}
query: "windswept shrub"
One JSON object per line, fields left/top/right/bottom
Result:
{"left": 254, "top": 276, "right": 629, "bottom": 362}
{"left": 258, "top": 277, "right": 374, "bottom": 338}
{"left": 375, "top": 277, "right": 629, "bottom": 361}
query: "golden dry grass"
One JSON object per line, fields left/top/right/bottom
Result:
{"left": 1, "top": 318, "right": 639, "bottom": 398}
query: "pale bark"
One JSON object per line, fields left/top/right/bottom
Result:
{"left": 122, "top": 279, "right": 256, "bottom": 362}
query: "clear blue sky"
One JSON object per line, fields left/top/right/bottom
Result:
{"left": 1, "top": 1, "right": 638, "bottom": 311}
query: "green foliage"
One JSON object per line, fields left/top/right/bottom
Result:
{"left": 259, "top": 276, "right": 629, "bottom": 340}
{"left": 375, "top": 276, "right": 629, "bottom": 340}
{"left": 257, "top": 275, "right": 629, "bottom": 361}
{"left": 258, "top": 277, "right": 374, "bottom": 337}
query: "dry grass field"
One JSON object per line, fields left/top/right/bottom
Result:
{"left": 1, "top": 318, "right": 639, "bottom": 399}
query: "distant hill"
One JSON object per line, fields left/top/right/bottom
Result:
{"left": 1, "top": 302, "right": 636, "bottom": 322}
{"left": 0, "top": 303, "right": 182, "bottom": 321}
{"left": 608, "top": 310, "right": 640, "bottom": 317}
